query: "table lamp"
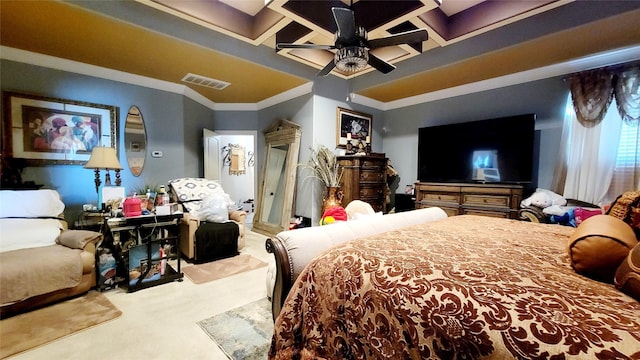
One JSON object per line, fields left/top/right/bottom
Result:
{"left": 84, "top": 146, "right": 123, "bottom": 193}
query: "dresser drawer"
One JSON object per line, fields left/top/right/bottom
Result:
{"left": 462, "top": 208, "right": 510, "bottom": 218}
{"left": 360, "top": 186, "right": 385, "bottom": 198}
{"left": 463, "top": 194, "right": 510, "bottom": 208}
{"left": 360, "top": 170, "right": 385, "bottom": 183}
{"left": 421, "top": 193, "right": 459, "bottom": 204}
{"left": 361, "top": 159, "right": 385, "bottom": 169}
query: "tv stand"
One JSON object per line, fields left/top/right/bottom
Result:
{"left": 414, "top": 182, "right": 523, "bottom": 219}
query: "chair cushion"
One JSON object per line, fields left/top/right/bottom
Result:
{"left": 568, "top": 215, "right": 638, "bottom": 282}
{"left": 168, "top": 178, "right": 225, "bottom": 213}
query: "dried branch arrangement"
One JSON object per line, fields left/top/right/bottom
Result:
{"left": 302, "top": 145, "right": 343, "bottom": 188}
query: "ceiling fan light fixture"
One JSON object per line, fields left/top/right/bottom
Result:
{"left": 334, "top": 46, "right": 368, "bottom": 72}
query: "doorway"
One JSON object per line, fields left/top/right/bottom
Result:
{"left": 203, "top": 129, "right": 257, "bottom": 225}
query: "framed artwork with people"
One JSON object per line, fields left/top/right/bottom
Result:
{"left": 336, "top": 107, "right": 372, "bottom": 149}
{"left": 2, "top": 92, "right": 118, "bottom": 165}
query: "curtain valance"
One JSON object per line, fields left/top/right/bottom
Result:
{"left": 568, "top": 62, "right": 640, "bottom": 127}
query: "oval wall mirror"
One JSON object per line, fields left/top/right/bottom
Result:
{"left": 124, "top": 105, "right": 146, "bottom": 177}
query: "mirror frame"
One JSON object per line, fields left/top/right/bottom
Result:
{"left": 253, "top": 119, "right": 301, "bottom": 237}
{"left": 124, "top": 105, "right": 147, "bottom": 177}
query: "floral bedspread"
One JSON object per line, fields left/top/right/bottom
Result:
{"left": 269, "top": 215, "right": 640, "bottom": 359}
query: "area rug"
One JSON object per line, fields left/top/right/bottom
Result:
{"left": 0, "top": 290, "right": 121, "bottom": 358}
{"left": 198, "top": 298, "right": 272, "bottom": 360}
{"left": 183, "top": 253, "right": 268, "bottom": 284}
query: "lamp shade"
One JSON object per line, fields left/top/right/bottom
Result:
{"left": 84, "top": 147, "right": 123, "bottom": 170}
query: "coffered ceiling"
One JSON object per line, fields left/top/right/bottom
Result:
{"left": 1, "top": 0, "right": 640, "bottom": 107}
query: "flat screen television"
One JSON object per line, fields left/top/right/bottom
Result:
{"left": 418, "top": 114, "right": 537, "bottom": 185}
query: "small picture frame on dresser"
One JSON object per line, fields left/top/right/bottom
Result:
{"left": 405, "top": 185, "right": 414, "bottom": 195}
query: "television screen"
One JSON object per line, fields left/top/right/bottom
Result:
{"left": 418, "top": 114, "right": 536, "bottom": 184}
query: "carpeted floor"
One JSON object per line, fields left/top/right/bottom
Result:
{"left": 0, "top": 291, "right": 122, "bottom": 359}
{"left": 198, "top": 297, "right": 273, "bottom": 360}
{"left": 183, "top": 253, "right": 268, "bottom": 284}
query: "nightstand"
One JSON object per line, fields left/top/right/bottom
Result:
{"left": 394, "top": 193, "right": 416, "bottom": 212}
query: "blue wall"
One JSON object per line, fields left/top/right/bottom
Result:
{"left": 1, "top": 60, "right": 212, "bottom": 221}
{"left": 382, "top": 77, "right": 569, "bottom": 196}
{"left": 2, "top": 58, "right": 570, "bottom": 224}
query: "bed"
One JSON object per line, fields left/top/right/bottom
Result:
{"left": 269, "top": 215, "right": 640, "bottom": 359}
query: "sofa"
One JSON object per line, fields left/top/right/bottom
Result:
{"left": 0, "top": 190, "right": 102, "bottom": 317}
{"left": 519, "top": 198, "right": 601, "bottom": 224}
{"left": 265, "top": 206, "right": 448, "bottom": 319}
{"left": 168, "top": 178, "right": 247, "bottom": 261}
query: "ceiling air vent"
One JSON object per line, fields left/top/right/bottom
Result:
{"left": 181, "top": 73, "right": 230, "bottom": 90}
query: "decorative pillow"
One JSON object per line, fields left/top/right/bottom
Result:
{"left": 56, "top": 229, "right": 103, "bottom": 250}
{"left": 568, "top": 215, "right": 638, "bottom": 282}
{"left": 606, "top": 191, "right": 640, "bottom": 239}
{"left": 196, "top": 193, "right": 231, "bottom": 223}
{"left": 345, "top": 200, "right": 375, "bottom": 220}
{"left": 351, "top": 211, "right": 384, "bottom": 221}
{"left": 573, "top": 207, "right": 603, "bottom": 225}
{"left": 168, "top": 178, "right": 225, "bottom": 213}
{"left": 615, "top": 242, "right": 640, "bottom": 301}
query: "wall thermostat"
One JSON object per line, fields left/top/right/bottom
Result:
{"left": 151, "top": 150, "right": 163, "bottom": 158}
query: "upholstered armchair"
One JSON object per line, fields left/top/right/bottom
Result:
{"left": 168, "top": 178, "right": 247, "bottom": 261}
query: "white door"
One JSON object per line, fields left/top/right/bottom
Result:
{"left": 203, "top": 129, "right": 220, "bottom": 181}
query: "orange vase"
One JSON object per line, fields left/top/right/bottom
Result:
{"left": 322, "top": 186, "right": 343, "bottom": 215}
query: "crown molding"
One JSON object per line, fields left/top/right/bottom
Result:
{"left": 0, "top": 46, "right": 312, "bottom": 112}
{"left": 367, "top": 45, "right": 640, "bottom": 111}
{"left": 4, "top": 45, "right": 638, "bottom": 113}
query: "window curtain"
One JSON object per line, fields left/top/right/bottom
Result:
{"left": 553, "top": 62, "right": 639, "bottom": 205}
{"left": 560, "top": 96, "right": 622, "bottom": 205}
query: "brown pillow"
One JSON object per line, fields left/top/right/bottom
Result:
{"left": 56, "top": 229, "right": 103, "bottom": 249}
{"left": 606, "top": 191, "right": 640, "bottom": 239}
{"left": 568, "top": 215, "right": 638, "bottom": 282}
{"left": 615, "top": 242, "right": 640, "bottom": 301}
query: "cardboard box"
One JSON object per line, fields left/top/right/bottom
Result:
{"left": 155, "top": 203, "right": 180, "bottom": 216}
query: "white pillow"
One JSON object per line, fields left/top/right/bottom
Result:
{"left": 0, "top": 190, "right": 65, "bottom": 218}
{"left": 0, "top": 218, "right": 63, "bottom": 253}
{"left": 168, "top": 178, "right": 225, "bottom": 213}
{"left": 351, "top": 211, "right": 384, "bottom": 221}
{"left": 196, "top": 193, "right": 231, "bottom": 223}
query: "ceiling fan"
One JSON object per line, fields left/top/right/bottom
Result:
{"left": 276, "top": 7, "right": 429, "bottom": 77}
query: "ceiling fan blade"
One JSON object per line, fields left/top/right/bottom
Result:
{"left": 368, "top": 54, "right": 396, "bottom": 74}
{"left": 368, "top": 29, "right": 429, "bottom": 49}
{"left": 317, "top": 60, "right": 336, "bottom": 77}
{"left": 276, "top": 43, "right": 335, "bottom": 50}
{"left": 332, "top": 7, "right": 356, "bottom": 43}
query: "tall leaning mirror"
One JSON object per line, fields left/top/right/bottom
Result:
{"left": 124, "top": 105, "right": 146, "bottom": 177}
{"left": 253, "top": 119, "right": 301, "bottom": 237}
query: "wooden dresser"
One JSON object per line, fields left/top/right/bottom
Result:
{"left": 415, "top": 182, "right": 523, "bottom": 219}
{"left": 338, "top": 155, "right": 387, "bottom": 212}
